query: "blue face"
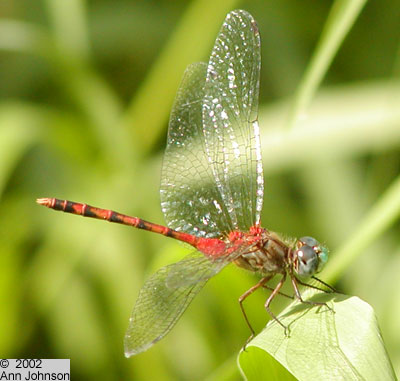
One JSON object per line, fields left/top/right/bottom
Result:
{"left": 294, "top": 236, "right": 328, "bottom": 277}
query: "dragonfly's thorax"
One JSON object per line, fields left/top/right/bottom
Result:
{"left": 232, "top": 230, "right": 290, "bottom": 275}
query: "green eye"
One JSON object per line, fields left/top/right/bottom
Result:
{"left": 317, "top": 246, "right": 329, "bottom": 272}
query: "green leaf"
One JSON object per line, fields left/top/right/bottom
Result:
{"left": 238, "top": 291, "right": 396, "bottom": 380}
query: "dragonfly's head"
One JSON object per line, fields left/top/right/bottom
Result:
{"left": 292, "top": 236, "right": 328, "bottom": 277}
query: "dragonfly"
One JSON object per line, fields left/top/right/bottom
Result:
{"left": 37, "top": 10, "right": 330, "bottom": 357}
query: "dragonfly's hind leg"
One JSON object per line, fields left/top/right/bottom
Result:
{"left": 264, "top": 273, "right": 289, "bottom": 335}
{"left": 239, "top": 276, "right": 272, "bottom": 350}
{"left": 262, "top": 285, "right": 293, "bottom": 300}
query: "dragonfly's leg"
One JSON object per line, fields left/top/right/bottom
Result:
{"left": 311, "top": 276, "right": 339, "bottom": 293}
{"left": 262, "top": 285, "right": 294, "bottom": 300}
{"left": 239, "top": 276, "right": 272, "bottom": 349}
{"left": 290, "top": 275, "right": 333, "bottom": 313}
{"left": 294, "top": 276, "right": 337, "bottom": 294}
{"left": 294, "top": 278, "right": 329, "bottom": 293}
{"left": 264, "top": 273, "right": 288, "bottom": 335}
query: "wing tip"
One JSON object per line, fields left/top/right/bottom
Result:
{"left": 124, "top": 336, "right": 162, "bottom": 358}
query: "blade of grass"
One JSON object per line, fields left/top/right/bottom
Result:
{"left": 0, "top": 19, "right": 129, "bottom": 169}
{"left": 43, "top": 0, "right": 90, "bottom": 61}
{"left": 0, "top": 104, "right": 42, "bottom": 197}
{"left": 204, "top": 355, "right": 240, "bottom": 381}
{"left": 123, "top": 0, "right": 240, "bottom": 152}
{"left": 0, "top": 20, "right": 49, "bottom": 53}
{"left": 323, "top": 174, "right": 400, "bottom": 283}
{"left": 260, "top": 80, "right": 400, "bottom": 174}
{"left": 286, "top": 0, "right": 367, "bottom": 129}
{"left": 42, "top": 0, "right": 130, "bottom": 169}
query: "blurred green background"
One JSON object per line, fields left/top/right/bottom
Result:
{"left": 1, "top": 0, "right": 400, "bottom": 379}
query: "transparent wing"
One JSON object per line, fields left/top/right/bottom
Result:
{"left": 160, "top": 62, "right": 234, "bottom": 237}
{"left": 124, "top": 250, "right": 231, "bottom": 357}
{"left": 160, "top": 10, "right": 263, "bottom": 238}
{"left": 202, "top": 10, "right": 264, "bottom": 232}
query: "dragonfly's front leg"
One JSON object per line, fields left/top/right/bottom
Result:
{"left": 311, "top": 276, "right": 339, "bottom": 293}
{"left": 290, "top": 275, "right": 334, "bottom": 313}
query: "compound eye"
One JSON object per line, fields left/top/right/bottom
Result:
{"left": 296, "top": 245, "right": 319, "bottom": 276}
{"left": 299, "top": 236, "right": 319, "bottom": 248}
{"left": 294, "top": 236, "right": 329, "bottom": 276}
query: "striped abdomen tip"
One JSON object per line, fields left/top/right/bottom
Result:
{"left": 36, "top": 198, "right": 53, "bottom": 207}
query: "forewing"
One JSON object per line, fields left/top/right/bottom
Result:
{"left": 124, "top": 250, "right": 230, "bottom": 357}
{"left": 160, "top": 62, "right": 234, "bottom": 237}
{"left": 202, "top": 10, "right": 264, "bottom": 232}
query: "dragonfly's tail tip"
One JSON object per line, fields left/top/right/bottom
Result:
{"left": 36, "top": 197, "right": 52, "bottom": 207}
